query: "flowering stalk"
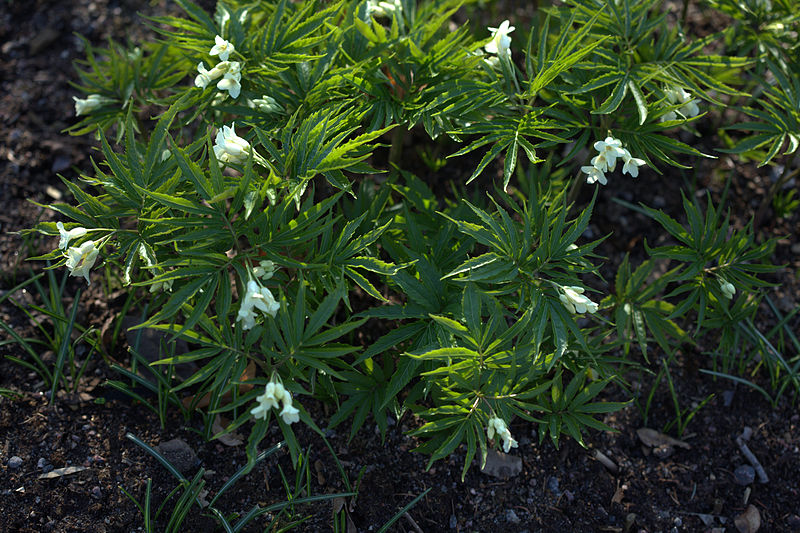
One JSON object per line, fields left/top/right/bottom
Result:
{"left": 582, "top": 136, "right": 646, "bottom": 185}
{"left": 486, "top": 416, "right": 518, "bottom": 453}
{"left": 250, "top": 377, "right": 301, "bottom": 425}
{"left": 236, "top": 263, "right": 281, "bottom": 330}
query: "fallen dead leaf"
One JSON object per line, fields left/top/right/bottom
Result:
{"left": 332, "top": 497, "right": 346, "bottom": 515}
{"left": 735, "top": 504, "right": 761, "bottom": 533}
{"left": 636, "top": 428, "right": 691, "bottom": 449}
{"left": 211, "top": 414, "right": 244, "bottom": 446}
{"left": 38, "top": 466, "right": 89, "bottom": 479}
{"left": 611, "top": 482, "right": 627, "bottom": 505}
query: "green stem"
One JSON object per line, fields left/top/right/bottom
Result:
{"left": 388, "top": 127, "right": 405, "bottom": 168}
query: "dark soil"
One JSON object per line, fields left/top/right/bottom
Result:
{"left": 2, "top": 1, "right": 800, "bottom": 532}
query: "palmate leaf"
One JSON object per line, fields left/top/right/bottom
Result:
{"left": 525, "top": 11, "right": 605, "bottom": 99}
{"left": 720, "top": 58, "right": 800, "bottom": 166}
{"left": 252, "top": 106, "right": 390, "bottom": 188}
{"left": 448, "top": 111, "right": 566, "bottom": 190}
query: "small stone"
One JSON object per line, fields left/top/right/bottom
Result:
{"left": 506, "top": 509, "right": 521, "bottom": 524}
{"left": 449, "top": 514, "right": 457, "bottom": 529}
{"left": 8, "top": 456, "right": 23, "bottom": 469}
{"left": 51, "top": 155, "right": 71, "bottom": 174}
{"left": 155, "top": 438, "right": 199, "bottom": 475}
{"left": 90, "top": 486, "right": 102, "bottom": 499}
{"left": 734, "top": 465, "right": 756, "bottom": 486}
{"left": 37, "top": 458, "right": 48, "bottom": 469}
{"left": 547, "top": 476, "right": 560, "bottom": 494}
{"left": 723, "top": 389, "right": 735, "bottom": 407}
{"left": 480, "top": 449, "right": 522, "bottom": 479}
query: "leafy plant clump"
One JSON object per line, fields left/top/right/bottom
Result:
{"left": 31, "top": 0, "right": 796, "bottom": 477}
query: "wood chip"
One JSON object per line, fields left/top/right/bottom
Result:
{"left": 38, "top": 466, "right": 89, "bottom": 479}
{"left": 594, "top": 449, "right": 619, "bottom": 474}
{"left": 636, "top": 428, "right": 691, "bottom": 449}
{"left": 736, "top": 429, "right": 769, "bottom": 483}
{"left": 211, "top": 414, "right": 244, "bottom": 446}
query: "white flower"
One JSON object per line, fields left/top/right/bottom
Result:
{"left": 73, "top": 94, "right": 108, "bottom": 116}
{"left": 236, "top": 305, "right": 258, "bottom": 331}
{"left": 680, "top": 99, "right": 700, "bottom": 118}
{"left": 209, "top": 35, "right": 235, "bottom": 61}
{"left": 665, "top": 86, "right": 700, "bottom": 118}
{"left": 65, "top": 240, "right": 99, "bottom": 285}
{"left": 593, "top": 136, "right": 626, "bottom": 169}
{"left": 660, "top": 110, "right": 678, "bottom": 123}
{"left": 213, "top": 123, "right": 251, "bottom": 166}
{"left": 621, "top": 151, "right": 646, "bottom": 178}
{"left": 195, "top": 61, "right": 236, "bottom": 90}
{"left": 216, "top": 61, "right": 242, "bottom": 99}
{"left": 486, "top": 20, "right": 515, "bottom": 56}
{"left": 279, "top": 402, "right": 300, "bottom": 425}
{"left": 719, "top": 279, "right": 736, "bottom": 299}
{"left": 56, "top": 222, "right": 87, "bottom": 250}
{"left": 582, "top": 165, "right": 607, "bottom": 186}
{"left": 591, "top": 153, "right": 614, "bottom": 173}
{"left": 247, "top": 280, "right": 280, "bottom": 316}
{"left": 251, "top": 381, "right": 285, "bottom": 420}
{"left": 483, "top": 55, "right": 501, "bottom": 69}
{"left": 559, "top": 286, "right": 598, "bottom": 314}
{"left": 236, "top": 278, "right": 280, "bottom": 330}
{"left": 486, "top": 417, "right": 518, "bottom": 453}
{"left": 194, "top": 62, "right": 213, "bottom": 88}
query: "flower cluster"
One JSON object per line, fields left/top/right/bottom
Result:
{"left": 581, "top": 136, "right": 645, "bottom": 185}
{"left": 250, "top": 95, "right": 283, "bottom": 115}
{"left": 486, "top": 416, "right": 518, "bottom": 453}
{"left": 719, "top": 278, "right": 736, "bottom": 299}
{"left": 56, "top": 222, "right": 100, "bottom": 285}
{"left": 251, "top": 260, "right": 276, "bottom": 280}
{"left": 559, "top": 285, "right": 599, "bottom": 315}
{"left": 250, "top": 379, "right": 301, "bottom": 424}
{"left": 661, "top": 86, "right": 700, "bottom": 122}
{"left": 194, "top": 36, "right": 241, "bottom": 99}
{"left": 236, "top": 270, "right": 280, "bottom": 330}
